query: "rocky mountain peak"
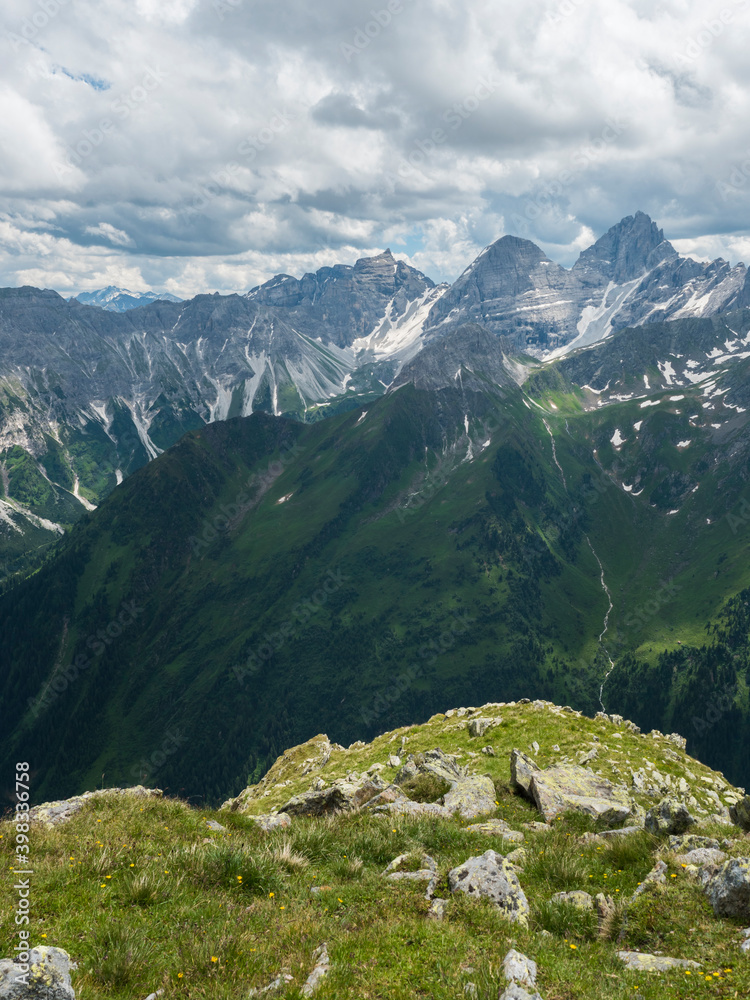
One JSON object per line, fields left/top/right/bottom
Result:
{"left": 573, "top": 211, "right": 676, "bottom": 284}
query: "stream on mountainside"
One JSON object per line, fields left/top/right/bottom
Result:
{"left": 542, "top": 419, "right": 616, "bottom": 710}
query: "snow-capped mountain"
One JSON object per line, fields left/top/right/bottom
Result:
{"left": 1, "top": 213, "right": 748, "bottom": 569}
{"left": 423, "top": 212, "right": 749, "bottom": 354}
{"left": 75, "top": 287, "right": 183, "bottom": 312}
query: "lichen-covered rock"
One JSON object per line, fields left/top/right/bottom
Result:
{"left": 28, "top": 786, "right": 161, "bottom": 828}
{"left": 280, "top": 775, "right": 385, "bottom": 816}
{"left": 0, "top": 946, "right": 76, "bottom": 999}
{"left": 443, "top": 775, "right": 497, "bottom": 819}
{"left": 730, "top": 796, "right": 750, "bottom": 831}
{"left": 510, "top": 749, "right": 540, "bottom": 797}
{"left": 617, "top": 951, "right": 700, "bottom": 972}
{"left": 503, "top": 949, "right": 537, "bottom": 988}
{"left": 394, "top": 749, "right": 466, "bottom": 786}
{"left": 529, "top": 765, "right": 632, "bottom": 826}
{"left": 668, "top": 834, "right": 720, "bottom": 852}
{"left": 551, "top": 890, "right": 594, "bottom": 910}
{"left": 704, "top": 858, "right": 750, "bottom": 918}
{"left": 448, "top": 850, "right": 529, "bottom": 925}
{"left": 427, "top": 898, "right": 450, "bottom": 920}
{"left": 251, "top": 813, "right": 292, "bottom": 833}
{"left": 645, "top": 798, "right": 696, "bottom": 835}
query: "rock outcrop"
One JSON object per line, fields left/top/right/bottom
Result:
{"left": 448, "top": 850, "right": 529, "bottom": 925}
{"left": 645, "top": 798, "right": 697, "bottom": 835}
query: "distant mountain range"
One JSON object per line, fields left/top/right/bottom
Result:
{"left": 74, "top": 287, "right": 183, "bottom": 312}
{"left": 0, "top": 211, "right": 748, "bottom": 574}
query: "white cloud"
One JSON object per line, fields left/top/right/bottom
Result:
{"left": 0, "top": 0, "right": 747, "bottom": 294}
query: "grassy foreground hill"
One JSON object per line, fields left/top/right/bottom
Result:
{"left": 3, "top": 701, "right": 750, "bottom": 1000}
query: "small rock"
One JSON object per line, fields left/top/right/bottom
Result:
{"left": 632, "top": 861, "right": 668, "bottom": 898}
{"left": 598, "top": 826, "right": 643, "bottom": 839}
{"left": 248, "top": 971, "right": 294, "bottom": 996}
{"left": 468, "top": 718, "right": 495, "bottom": 738}
{"left": 505, "top": 847, "right": 527, "bottom": 868}
{"left": 645, "top": 798, "right": 697, "bottom": 835}
{"left": 464, "top": 984, "right": 478, "bottom": 998}
{"left": 448, "top": 850, "right": 529, "bottom": 925}
{"left": 522, "top": 821, "right": 552, "bottom": 833}
{"left": 0, "top": 947, "right": 76, "bottom": 1000}
{"left": 252, "top": 813, "right": 292, "bottom": 833}
{"left": 499, "top": 984, "right": 543, "bottom": 1000}
{"left": 301, "top": 944, "right": 329, "bottom": 997}
{"left": 427, "top": 898, "right": 450, "bottom": 920}
{"left": 531, "top": 741, "right": 540, "bottom": 755}
{"left": 741, "top": 939, "right": 750, "bottom": 954}
{"left": 205, "top": 819, "right": 226, "bottom": 832}
{"left": 503, "top": 949, "right": 537, "bottom": 987}
{"left": 482, "top": 746, "right": 496, "bottom": 756}
{"left": 387, "top": 755, "right": 402, "bottom": 768}
{"left": 617, "top": 951, "right": 701, "bottom": 972}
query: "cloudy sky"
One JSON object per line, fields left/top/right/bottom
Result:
{"left": 1, "top": 0, "right": 749, "bottom": 297}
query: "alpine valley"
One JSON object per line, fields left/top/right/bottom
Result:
{"left": 2, "top": 212, "right": 750, "bottom": 809}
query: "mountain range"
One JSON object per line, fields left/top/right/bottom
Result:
{"left": 1, "top": 212, "right": 749, "bottom": 579}
{"left": 74, "top": 287, "right": 183, "bottom": 312}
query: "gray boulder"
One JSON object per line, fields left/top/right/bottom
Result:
{"left": 529, "top": 765, "right": 631, "bottom": 826}
{"left": 467, "top": 717, "right": 494, "bottom": 738}
{"left": 675, "top": 848, "right": 727, "bottom": 867}
{"left": 394, "top": 749, "right": 466, "bottom": 786}
{"left": 301, "top": 943, "right": 329, "bottom": 997}
{"left": 448, "top": 850, "right": 529, "bottom": 925}
{"left": 280, "top": 775, "right": 385, "bottom": 816}
{"left": 704, "top": 858, "right": 750, "bottom": 918}
{"left": 645, "top": 798, "right": 696, "bottom": 835}
{"left": 510, "top": 749, "right": 540, "bottom": 797}
{"left": 443, "top": 775, "right": 497, "bottom": 820}
{"left": 0, "top": 947, "right": 76, "bottom": 999}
